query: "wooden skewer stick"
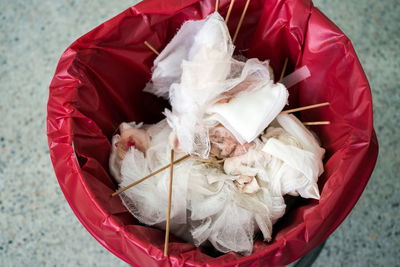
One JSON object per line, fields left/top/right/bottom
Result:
{"left": 193, "top": 157, "right": 225, "bottom": 164}
{"left": 111, "top": 154, "right": 190, "bottom": 196}
{"left": 225, "top": 0, "right": 236, "bottom": 24}
{"left": 215, "top": 0, "right": 220, "bottom": 12}
{"left": 232, "top": 0, "right": 251, "bottom": 43}
{"left": 303, "top": 121, "right": 331, "bottom": 126}
{"left": 279, "top": 58, "right": 288, "bottom": 81}
{"left": 281, "top": 102, "right": 330, "bottom": 114}
{"left": 144, "top": 41, "right": 160, "bottom": 55}
{"left": 164, "top": 149, "right": 175, "bottom": 256}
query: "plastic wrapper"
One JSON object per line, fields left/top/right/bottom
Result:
{"left": 47, "top": 0, "right": 378, "bottom": 266}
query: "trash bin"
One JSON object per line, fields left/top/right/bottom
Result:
{"left": 47, "top": 0, "right": 378, "bottom": 266}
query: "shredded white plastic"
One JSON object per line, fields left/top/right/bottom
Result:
{"left": 280, "top": 65, "right": 311, "bottom": 88}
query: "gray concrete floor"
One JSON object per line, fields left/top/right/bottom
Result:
{"left": 0, "top": 0, "right": 398, "bottom": 266}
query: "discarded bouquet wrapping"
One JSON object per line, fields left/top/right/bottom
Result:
{"left": 47, "top": 0, "right": 379, "bottom": 266}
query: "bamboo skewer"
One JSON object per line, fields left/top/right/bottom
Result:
{"left": 225, "top": 0, "right": 236, "bottom": 24}
{"left": 232, "top": 0, "right": 251, "bottom": 43}
{"left": 144, "top": 41, "right": 160, "bottom": 55}
{"left": 193, "top": 157, "right": 225, "bottom": 164}
{"left": 164, "top": 149, "right": 175, "bottom": 256}
{"left": 303, "top": 121, "right": 331, "bottom": 126}
{"left": 215, "top": 0, "right": 220, "bottom": 12}
{"left": 281, "top": 102, "right": 330, "bottom": 114}
{"left": 111, "top": 154, "right": 190, "bottom": 196}
{"left": 279, "top": 58, "right": 288, "bottom": 82}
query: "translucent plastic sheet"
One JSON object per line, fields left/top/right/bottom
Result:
{"left": 47, "top": 0, "right": 378, "bottom": 266}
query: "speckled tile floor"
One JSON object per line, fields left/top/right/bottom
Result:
{"left": 0, "top": 0, "right": 398, "bottom": 266}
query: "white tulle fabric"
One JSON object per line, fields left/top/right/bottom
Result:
{"left": 144, "top": 12, "right": 288, "bottom": 157}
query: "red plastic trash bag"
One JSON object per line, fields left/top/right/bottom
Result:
{"left": 47, "top": 0, "right": 379, "bottom": 266}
